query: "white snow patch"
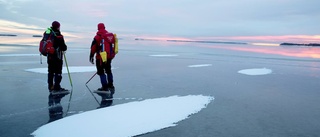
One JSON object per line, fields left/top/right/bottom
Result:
{"left": 31, "top": 95, "right": 213, "bottom": 137}
{"left": 25, "top": 66, "right": 100, "bottom": 74}
{"left": 238, "top": 68, "right": 272, "bottom": 76}
{"left": 0, "top": 54, "right": 39, "bottom": 57}
{"left": 0, "top": 61, "right": 38, "bottom": 65}
{"left": 188, "top": 64, "right": 212, "bottom": 68}
{"left": 149, "top": 54, "right": 178, "bottom": 57}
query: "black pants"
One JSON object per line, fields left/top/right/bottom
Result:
{"left": 96, "top": 58, "right": 113, "bottom": 88}
{"left": 47, "top": 59, "right": 63, "bottom": 90}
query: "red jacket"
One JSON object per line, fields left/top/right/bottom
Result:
{"left": 90, "top": 29, "right": 116, "bottom": 60}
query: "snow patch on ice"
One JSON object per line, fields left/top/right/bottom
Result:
{"left": 31, "top": 95, "right": 213, "bottom": 137}
{"left": 238, "top": 68, "right": 272, "bottom": 76}
{"left": 188, "top": 64, "right": 212, "bottom": 68}
{"left": 25, "top": 66, "right": 109, "bottom": 74}
{"left": 149, "top": 54, "right": 178, "bottom": 57}
{"left": 0, "top": 54, "right": 39, "bottom": 57}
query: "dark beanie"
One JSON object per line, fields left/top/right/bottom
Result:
{"left": 52, "top": 21, "right": 60, "bottom": 29}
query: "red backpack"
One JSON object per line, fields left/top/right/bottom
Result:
{"left": 99, "top": 33, "right": 116, "bottom": 60}
{"left": 39, "top": 28, "right": 55, "bottom": 56}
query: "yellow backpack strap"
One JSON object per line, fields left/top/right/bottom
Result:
{"left": 114, "top": 33, "right": 118, "bottom": 54}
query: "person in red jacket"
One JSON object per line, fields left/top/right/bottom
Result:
{"left": 89, "top": 23, "right": 116, "bottom": 94}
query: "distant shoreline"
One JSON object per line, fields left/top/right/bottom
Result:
{"left": 1, "top": 34, "right": 319, "bottom": 47}
{"left": 32, "top": 35, "right": 42, "bottom": 37}
{"left": 0, "top": 34, "right": 42, "bottom": 37}
{"left": 280, "top": 43, "right": 320, "bottom": 47}
{"left": 135, "top": 38, "right": 320, "bottom": 47}
{"left": 135, "top": 38, "right": 247, "bottom": 45}
{"left": 0, "top": 34, "right": 17, "bottom": 37}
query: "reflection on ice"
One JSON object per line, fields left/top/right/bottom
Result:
{"left": 48, "top": 93, "right": 68, "bottom": 123}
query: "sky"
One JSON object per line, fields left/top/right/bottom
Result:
{"left": 0, "top": 0, "right": 320, "bottom": 43}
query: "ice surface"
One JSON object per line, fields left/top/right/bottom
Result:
{"left": 31, "top": 95, "right": 213, "bottom": 137}
{"left": 149, "top": 54, "right": 179, "bottom": 57}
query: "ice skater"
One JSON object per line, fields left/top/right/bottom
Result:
{"left": 41, "top": 21, "right": 68, "bottom": 94}
{"left": 89, "top": 23, "right": 117, "bottom": 96}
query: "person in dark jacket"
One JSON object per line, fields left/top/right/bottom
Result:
{"left": 45, "top": 21, "right": 68, "bottom": 93}
{"left": 89, "top": 23, "right": 116, "bottom": 94}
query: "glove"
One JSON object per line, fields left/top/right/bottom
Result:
{"left": 90, "top": 57, "right": 94, "bottom": 64}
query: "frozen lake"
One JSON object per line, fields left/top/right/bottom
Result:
{"left": 0, "top": 39, "right": 320, "bottom": 137}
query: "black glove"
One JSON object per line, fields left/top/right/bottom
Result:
{"left": 89, "top": 57, "right": 94, "bottom": 64}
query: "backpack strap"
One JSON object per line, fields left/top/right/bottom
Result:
{"left": 97, "top": 34, "right": 105, "bottom": 52}
{"left": 45, "top": 28, "right": 57, "bottom": 39}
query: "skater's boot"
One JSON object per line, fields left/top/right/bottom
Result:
{"left": 97, "top": 84, "right": 109, "bottom": 91}
{"left": 108, "top": 83, "right": 115, "bottom": 94}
